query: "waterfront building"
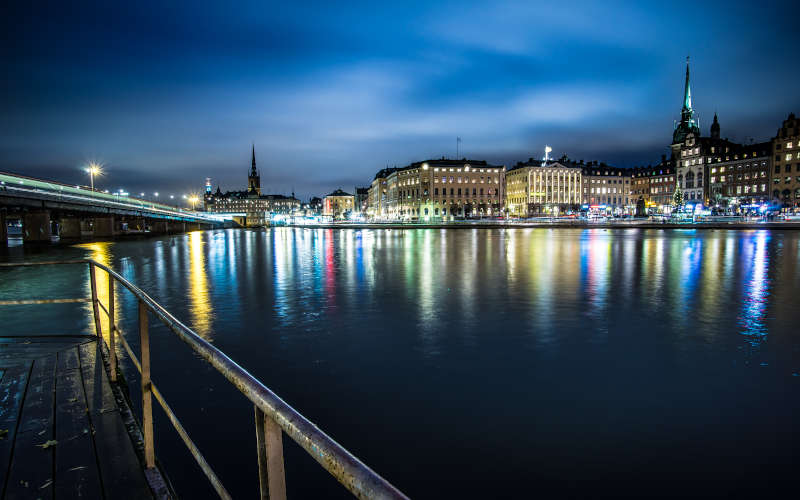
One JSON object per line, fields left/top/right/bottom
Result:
{"left": 772, "top": 113, "right": 800, "bottom": 209}
{"left": 670, "top": 58, "right": 737, "bottom": 205}
{"left": 646, "top": 158, "right": 675, "bottom": 211}
{"left": 631, "top": 168, "right": 651, "bottom": 210}
{"left": 708, "top": 142, "right": 771, "bottom": 209}
{"left": 368, "top": 167, "right": 397, "bottom": 219}
{"left": 505, "top": 156, "right": 582, "bottom": 216}
{"left": 581, "top": 162, "right": 633, "bottom": 214}
{"left": 298, "top": 197, "right": 323, "bottom": 217}
{"left": 354, "top": 187, "right": 369, "bottom": 215}
{"left": 204, "top": 146, "right": 300, "bottom": 225}
{"left": 368, "top": 159, "right": 505, "bottom": 220}
{"left": 324, "top": 189, "right": 355, "bottom": 219}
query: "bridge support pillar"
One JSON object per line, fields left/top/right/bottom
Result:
{"left": 168, "top": 221, "right": 186, "bottom": 233}
{"left": 150, "top": 220, "right": 168, "bottom": 234}
{"left": 23, "top": 210, "right": 52, "bottom": 243}
{"left": 1, "top": 211, "right": 7, "bottom": 247}
{"left": 59, "top": 218, "right": 82, "bottom": 240}
{"left": 93, "top": 216, "right": 116, "bottom": 238}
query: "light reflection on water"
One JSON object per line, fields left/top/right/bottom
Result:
{"left": 2, "top": 227, "right": 799, "bottom": 498}
{"left": 739, "top": 230, "right": 770, "bottom": 343}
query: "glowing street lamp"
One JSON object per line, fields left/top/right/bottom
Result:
{"left": 188, "top": 195, "right": 200, "bottom": 210}
{"left": 85, "top": 162, "right": 102, "bottom": 191}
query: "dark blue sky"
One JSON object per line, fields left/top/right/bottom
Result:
{"left": 2, "top": 0, "right": 798, "bottom": 200}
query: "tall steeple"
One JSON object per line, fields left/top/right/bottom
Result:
{"left": 248, "top": 144, "right": 261, "bottom": 195}
{"left": 672, "top": 56, "right": 701, "bottom": 144}
{"left": 682, "top": 56, "right": 692, "bottom": 111}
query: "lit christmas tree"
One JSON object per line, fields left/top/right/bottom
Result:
{"left": 672, "top": 185, "right": 684, "bottom": 209}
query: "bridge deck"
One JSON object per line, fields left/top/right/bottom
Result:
{"left": 0, "top": 336, "right": 159, "bottom": 499}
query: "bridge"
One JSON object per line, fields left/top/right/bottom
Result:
{"left": 0, "top": 172, "right": 224, "bottom": 246}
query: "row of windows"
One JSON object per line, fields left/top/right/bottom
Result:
{"left": 775, "top": 164, "right": 799, "bottom": 173}
{"left": 587, "top": 187, "right": 623, "bottom": 194}
{"left": 586, "top": 197, "right": 629, "bottom": 205}
{"left": 774, "top": 177, "right": 800, "bottom": 184}
{"left": 587, "top": 178, "right": 629, "bottom": 185}
{"left": 434, "top": 177, "right": 497, "bottom": 184}
{"left": 432, "top": 167, "right": 500, "bottom": 174}
{"left": 711, "top": 163, "right": 767, "bottom": 173}
{"left": 728, "top": 185, "right": 767, "bottom": 194}
{"left": 711, "top": 171, "right": 767, "bottom": 183}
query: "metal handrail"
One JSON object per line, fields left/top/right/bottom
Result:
{"left": 0, "top": 259, "right": 408, "bottom": 500}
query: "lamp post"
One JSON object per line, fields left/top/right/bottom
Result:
{"left": 85, "top": 162, "right": 102, "bottom": 191}
{"left": 188, "top": 195, "right": 199, "bottom": 211}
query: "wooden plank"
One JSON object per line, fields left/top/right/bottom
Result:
{"left": 0, "top": 339, "right": 94, "bottom": 367}
{"left": 0, "top": 364, "right": 32, "bottom": 496}
{"left": 92, "top": 411, "right": 153, "bottom": 499}
{"left": 77, "top": 342, "right": 152, "bottom": 499}
{"left": 54, "top": 347, "right": 103, "bottom": 499}
{"left": 57, "top": 347, "right": 80, "bottom": 373}
{"left": 77, "top": 343, "right": 116, "bottom": 416}
{"left": 4, "top": 356, "right": 57, "bottom": 499}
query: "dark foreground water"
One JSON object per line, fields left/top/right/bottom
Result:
{"left": 2, "top": 228, "right": 799, "bottom": 498}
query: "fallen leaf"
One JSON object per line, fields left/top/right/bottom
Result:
{"left": 37, "top": 440, "right": 58, "bottom": 449}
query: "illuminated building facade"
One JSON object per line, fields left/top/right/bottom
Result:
{"left": 630, "top": 169, "right": 651, "bottom": 208}
{"left": 368, "top": 159, "right": 505, "bottom": 220}
{"left": 581, "top": 163, "right": 633, "bottom": 214}
{"left": 772, "top": 113, "right": 800, "bottom": 208}
{"left": 368, "top": 167, "right": 396, "bottom": 219}
{"left": 505, "top": 157, "right": 582, "bottom": 216}
{"left": 708, "top": 142, "right": 771, "bottom": 208}
{"left": 354, "top": 187, "right": 369, "bottom": 214}
{"left": 323, "top": 189, "right": 355, "bottom": 219}
{"left": 671, "top": 58, "right": 737, "bottom": 205}
{"left": 645, "top": 160, "right": 675, "bottom": 210}
{"left": 204, "top": 146, "right": 300, "bottom": 225}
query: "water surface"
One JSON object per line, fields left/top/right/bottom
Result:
{"left": 2, "top": 228, "right": 798, "bottom": 497}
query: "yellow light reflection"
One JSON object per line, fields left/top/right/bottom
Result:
{"left": 75, "top": 241, "right": 113, "bottom": 342}
{"left": 188, "top": 231, "right": 213, "bottom": 338}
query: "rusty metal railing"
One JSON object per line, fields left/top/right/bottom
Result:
{"left": 0, "top": 260, "right": 408, "bottom": 500}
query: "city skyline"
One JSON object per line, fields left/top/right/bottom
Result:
{"left": 2, "top": 0, "right": 799, "bottom": 199}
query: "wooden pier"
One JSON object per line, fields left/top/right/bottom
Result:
{"left": 0, "top": 260, "right": 407, "bottom": 500}
{"left": 0, "top": 335, "right": 167, "bottom": 499}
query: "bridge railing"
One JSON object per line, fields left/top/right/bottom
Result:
{"left": 0, "top": 260, "right": 408, "bottom": 500}
{"left": 0, "top": 171, "right": 218, "bottom": 222}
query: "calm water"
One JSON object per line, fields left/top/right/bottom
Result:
{"left": 2, "top": 228, "right": 799, "bottom": 498}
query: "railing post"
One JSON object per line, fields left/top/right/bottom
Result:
{"left": 255, "top": 406, "right": 286, "bottom": 500}
{"left": 108, "top": 271, "right": 117, "bottom": 382}
{"left": 139, "top": 300, "right": 155, "bottom": 468}
{"left": 88, "top": 262, "right": 102, "bottom": 338}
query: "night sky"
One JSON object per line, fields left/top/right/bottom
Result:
{"left": 2, "top": 0, "right": 799, "bottom": 200}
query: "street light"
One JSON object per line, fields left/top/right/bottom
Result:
{"left": 188, "top": 195, "right": 200, "bottom": 210}
{"left": 85, "top": 162, "right": 102, "bottom": 191}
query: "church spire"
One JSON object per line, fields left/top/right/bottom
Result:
{"left": 248, "top": 144, "right": 261, "bottom": 195}
{"left": 672, "top": 56, "right": 701, "bottom": 145}
{"left": 682, "top": 56, "right": 692, "bottom": 111}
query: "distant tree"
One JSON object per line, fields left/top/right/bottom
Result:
{"left": 672, "top": 186, "right": 684, "bottom": 209}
